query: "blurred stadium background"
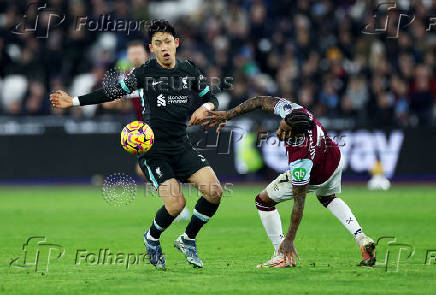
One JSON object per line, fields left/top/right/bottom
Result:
{"left": 0, "top": 0, "right": 435, "bottom": 183}
{"left": 1, "top": 2, "right": 436, "bottom": 294}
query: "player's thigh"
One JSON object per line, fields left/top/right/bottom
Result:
{"left": 135, "top": 163, "right": 145, "bottom": 179}
{"left": 187, "top": 166, "right": 222, "bottom": 204}
{"left": 174, "top": 145, "right": 222, "bottom": 203}
{"left": 138, "top": 155, "right": 175, "bottom": 189}
{"left": 158, "top": 178, "right": 186, "bottom": 215}
{"left": 265, "top": 171, "right": 293, "bottom": 203}
{"left": 313, "top": 165, "right": 343, "bottom": 197}
{"left": 174, "top": 145, "right": 210, "bottom": 181}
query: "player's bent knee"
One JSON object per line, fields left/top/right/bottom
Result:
{"left": 255, "top": 192, "right": 276, "bottom": 211}
{"left": 258, "top": 190, "right": 275, "bottom": 203}
{"left": 317, "top": 194, "right": 336, "bottom": 208}
{"left": 206, "top": 184, "right": 223, "bottom": 204}
{"left": 165, "top": 196, "right": 186, "bottom": 216}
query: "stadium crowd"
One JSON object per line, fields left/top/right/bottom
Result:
{"left": 0, "top": 0, "right": 435, "bottom": 127}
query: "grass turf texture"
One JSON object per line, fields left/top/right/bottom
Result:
{"left": 0, "top": 185, "right": 435, "bottom": 294}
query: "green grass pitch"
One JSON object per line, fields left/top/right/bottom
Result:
{"left": 1, "top": 184, "right": 435, "bottom": 294}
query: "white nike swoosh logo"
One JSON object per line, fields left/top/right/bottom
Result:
{"left": 152, "top": 81, "right": 163, "bottom": 86}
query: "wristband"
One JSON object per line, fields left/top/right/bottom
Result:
{"left": 202, "top": 103, "right": 213, "bottom": 111}
{"left": 72, "top": 96, "right": 80, "bottom": 106}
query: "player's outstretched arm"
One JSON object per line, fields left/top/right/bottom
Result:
{"left": 50, "top": 68, "right": 143, "bottom": 109}
{"left": 201, "top": 96, "right": 287, "bottom": 131}
{"left": 226, "top": 96, "right": 282, "bottom": 118}
{"left": 278, "top": 184, "right": 307, "bottom": 266}
{"left": 50, "top": 88, "right": 112, "bottom": 109}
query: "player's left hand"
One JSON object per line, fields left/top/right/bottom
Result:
{"left": 188, "top": 105, "right": 211, "bottom": 126}
{"left": 278, "top": 237, "right": 300, "bottom": 266}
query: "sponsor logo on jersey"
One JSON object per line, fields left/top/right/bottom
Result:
{"left": 292, "top": 168, "right": 306, "bottom": 181}
{"left": 156, "top": 94, "right": 188, "bottom": 106}
{"left": 157, "top": 94, "right": 166, "bottom": 107}
{"left": 168, "top": 95, "right": 188, "bottom": 104}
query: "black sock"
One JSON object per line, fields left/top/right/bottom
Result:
{"left": 185, "top": 197, "right": 220, "bottom": 239}
{"left": 149, "top": 205, "right": 176, "bottom": 239}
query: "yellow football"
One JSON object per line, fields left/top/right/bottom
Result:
{"left": 120, "top": 121, "right": 154, "bottom": 155}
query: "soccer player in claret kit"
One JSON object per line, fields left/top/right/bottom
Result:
{"left": 50, "top": 20, "right": 223, "bottom": 269}
{"left": 203, "top": 97, "right": 376, "bottom": 268}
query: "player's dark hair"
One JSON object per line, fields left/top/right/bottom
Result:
{"left": 127, "top": 40, "right": 145, "bottom": 49}
{"left": 148, "top": 19, "right": 176, "bottom": 40}
{"left": 285, "top": 110, "right": 315, "bottom": 135}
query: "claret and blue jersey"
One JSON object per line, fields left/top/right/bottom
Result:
{"left": 274, "top": 99, "right": 341, "bottom": 186}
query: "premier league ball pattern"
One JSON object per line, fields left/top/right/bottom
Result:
{"left": 121, "top": 121, "right": 154, "bottom": 155}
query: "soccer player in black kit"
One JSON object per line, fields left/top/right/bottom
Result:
{"left": 50, "top": 20, "right": 222, "bottom": 269}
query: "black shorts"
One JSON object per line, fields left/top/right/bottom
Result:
{"left": 138, "top": 143, "right": 209, "bottom": 188}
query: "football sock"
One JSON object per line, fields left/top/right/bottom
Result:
{"left": 148, "top": 205, "right": 176, "bottom": 240}
{"left": 185, "top": 197, "right": 219, "bottom": 239}
{"left": 326, "top": 197, "right": 365, "bottom": 239}
{"left": 256, "top": 195, "right": 284, "bottom": 253}
{"left": 182, "top": 232, "right": 194, "bottom": 241}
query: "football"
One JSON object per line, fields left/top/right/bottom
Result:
{"left": 120, "top": 121, "right": 154, "bottom": 155}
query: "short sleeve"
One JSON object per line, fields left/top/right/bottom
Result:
{"left": 289, "top": 158, "right": 313, "bottom": 186}
{"left": 274, "top": 99, "right": 294, "bottom": 118}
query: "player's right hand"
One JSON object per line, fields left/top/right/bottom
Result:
{"left": 50, "top": 90, "right": 74, "bottom": 109}
{"left": 278, "top": 238, "right": 299, "bottom": 266}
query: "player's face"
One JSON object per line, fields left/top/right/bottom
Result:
{"left": 127, "top": 45, "right": 147, "bottom": 68}
{"left": 149, "top": 32, "right": 179, "bottom": 68}
{"left": 276, "top": 119, "right": 292, "bottom": 141}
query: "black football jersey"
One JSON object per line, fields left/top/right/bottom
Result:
{"left": 79, "top": 58, "right": 218, "bottom": 153}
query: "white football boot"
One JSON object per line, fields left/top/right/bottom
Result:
{"left": 356, "top": 235, "right": 376, "bottom": 267}
{"left": 256, "top": 252, "right": 292, "bottom": 268}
